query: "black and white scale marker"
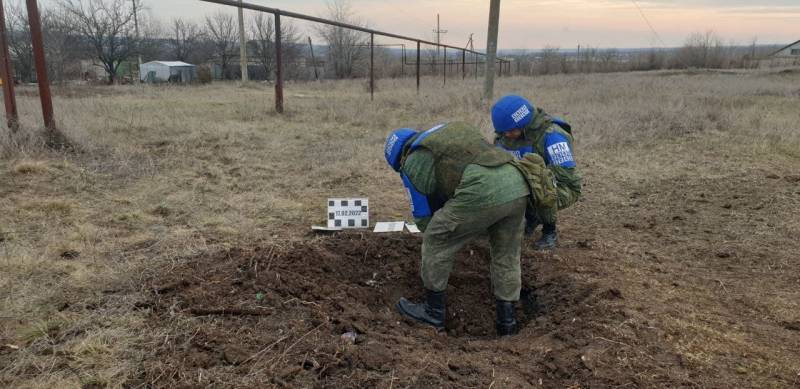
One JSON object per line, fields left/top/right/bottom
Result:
{"left": 327, "top": 198, "right": 369, "bottom": 229}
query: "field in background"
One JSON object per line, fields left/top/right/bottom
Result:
{"left": 1, "top": 69, "right": 799, "bottom": 387}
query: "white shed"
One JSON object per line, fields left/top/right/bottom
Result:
{"left": 770, "top": 40, "right": 800, "bottom": 58}
{"left": 140, "top": 61, "right": 197, "bottom": 83}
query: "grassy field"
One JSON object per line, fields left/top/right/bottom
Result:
{"left": 1, "top": 68, "right": 799, "bottom": 387}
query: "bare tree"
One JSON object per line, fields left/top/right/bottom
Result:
{"left": 59, "top": 0, "right": 139, "bottom": 84}
{"left": 5, "top": 1, "right": 34, "bottom": 83}
{"left": 170, "top": 18, "right": 203, "bottom": 62}
{"left": 205, "top": 11, "right": 238, "bottom": 79}
{"left": 42, "top": 6, "right": 85, "bottom": 83}
{"left": 677, "top": 31, "right": 726, "bottom": 69}
{"left": 539, "top": 46, "right": 564, "bottom": 75}
{"left": 249, "top": 13, "right": 301, "bottom": 81}
{"left": 316, "top": 0, "right": 368, "bottom": 79}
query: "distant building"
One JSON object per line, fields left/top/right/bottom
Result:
{"left": 140, "top": 61, "right": 197, "bottom": 83}
{"left": 770, "top": 40, "right": 800, "bottom": 58}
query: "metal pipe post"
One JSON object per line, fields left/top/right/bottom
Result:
{"left": 400, "top": 44, "right": 404, "bottom": 78}
{"left": 416, "top": 41, "right": 420, "bottom": 94}
{"left": 462, "top": 49, "right": 466, "bottom": 80}
{"left": 0, "top": 0, "right": 18, "bottom": 131}
{"left": 442, "top": 46, "right": 446, "bottom": 86}
{"left": 474, "top": 52, "right": 477, "bottom": 79}
{"left": 274, "top": 11, "right": 284, "bottom": 113}
{"left": 26, "top": 0, "right": 55, "bottom": 129}
{"left": 370, "top": 33, "right": 374, "bottom": 100}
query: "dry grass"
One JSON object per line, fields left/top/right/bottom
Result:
{"left": 1, "top": 67, "right": 799, "bottom": 387}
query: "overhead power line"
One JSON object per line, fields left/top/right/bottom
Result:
{"left": 630, "top": 0, "right": 667, "bottom": 47}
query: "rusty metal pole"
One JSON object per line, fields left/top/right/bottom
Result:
{"left": 442, "top": 47, "right": 446, "bottom": 86}
{"left": 26, "top": 0, "right": 55, "bottom": 129}
{"left": 274, "top": 11, "right": 284, "bottom": 113}
{"left": 461, "top": 49, "right": 466, "bottom": 80}
{"left": 0, "top": 0, "right": 19, "bottom": 131}
{"left": 370, "top": 33, "right": 374, "bottom": 101}
{"left": 475, "top": 52, "right": 478, "bottom": 80}
{"left": 416, "top": 41, "right": 420, "bottom": 94}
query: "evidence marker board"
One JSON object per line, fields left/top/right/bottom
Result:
{"left": 328, "top": 198, "right": 369, "bottom": 229}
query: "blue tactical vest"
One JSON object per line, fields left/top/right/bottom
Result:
{"left": 497, "top": 118, "right": 575, "bottom": 168}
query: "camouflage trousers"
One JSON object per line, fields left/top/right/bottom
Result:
{"left": 533, "top": 184, "right": 581, "bottom": 225}
{"left": 421, "top": 196, "right": 527, "bottom": 302}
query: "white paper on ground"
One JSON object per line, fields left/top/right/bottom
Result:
{"left": 405, "top": 223, "right": 421, "bottom": 233}
{"left": 312, "top": 225, "right": 343, "bottom": 232}
{"left": 373, "top": 222, "right": 405, "bottom": 233}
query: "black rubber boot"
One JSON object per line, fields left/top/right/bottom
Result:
{"left": 524, "top": 211, "right": 540, "bottom": 236}
{"left": 396, "top": 290, "right": 446, "bottom": 330}
{"left": 534, "top": 224, "right": 558, "bottom": 250}
{"left": 495, "top": 300, "right": 519, "bottom": 336}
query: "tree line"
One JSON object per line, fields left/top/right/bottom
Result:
{"left": 4, "top": 0, "right": 378, "bottom": 84}
{"left": 4, "top": 0, "right": 795, "bottom": 85}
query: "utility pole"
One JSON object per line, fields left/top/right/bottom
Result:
{"left": 308, "top": 37, "right": 319, "bottom": 81}
{"left": 483, "top": 0, "right": 500, "bottom": 100}
{"left": 132, "top": 0, "right": 141, "bottom": 79}
{"left": 238, "top": 0, "right": 248, "bottom": 82}
{"left": 433, "top": 14, "right": 447, "bottom": 67}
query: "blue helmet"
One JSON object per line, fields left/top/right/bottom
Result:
{"left": 491, "top": 95, "right": 535, "bottom": 133}
{"left": 385, "top": 128, "right": 418, "bottom": 172}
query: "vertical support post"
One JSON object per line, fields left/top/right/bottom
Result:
{"left": 308, "top": 37, "right": 319, "bottom": 81}
{"left": 369, "top": 33, "right": 374, "bottom": 100}
{"left": 475, "top": 52, "right": 478, "bottom": 79}
{"left": 400, "top": 44, "right": 404, "bottom": 78}
{"left": 238, "top": 0, "right": 248, "bottom": 81}
{"left": 483, "top": 0, "right": 501, "bottom": 101}
{"left": 461, "top": 49, "right": 466, "bottom": 80}
{"left": 416, "top": 41, "right": 420, "bottom": 94}
{"left": 132, "top": 0, "right": 142, "bottom": 79}
{"left": 274, "top": 11, "right": 284, "bottom": 113}
{"left": 26, "top": 0, "right": 55, "bottom": 129}
{"left": 0, "top": 0, "right": 19, "bottom": 131}
{"left": 442, "top": 46, "right": 446, "bottom": 86}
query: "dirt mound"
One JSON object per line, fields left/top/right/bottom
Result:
{"left": 134, "top": 232, "right": 695, "bottom": 388}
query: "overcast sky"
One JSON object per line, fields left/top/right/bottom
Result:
{"left": 40, "top": 0, "right": 800, "bottom": 49}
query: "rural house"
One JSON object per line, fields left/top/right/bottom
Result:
{"left": 140, "top": 61, "right": 197, "bottom": 83}
{"left": 770, "top": 40, "right": 800, "bottom": 58}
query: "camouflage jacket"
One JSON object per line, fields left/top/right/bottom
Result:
{"left": 494, "top": 108, "right": 583, "bottom": 210}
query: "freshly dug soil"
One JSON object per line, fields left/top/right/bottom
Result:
{"left": 139, "top": 232, "right": 692, "bottom": 388}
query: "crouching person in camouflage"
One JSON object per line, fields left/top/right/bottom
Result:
{"left": 492, "top": 95, "right": 583, "bottom": 250}
{"left": 384, "top": 121, "right": 545, "bottom": 336}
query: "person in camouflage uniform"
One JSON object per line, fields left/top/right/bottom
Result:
{"left": 384, "top": 121, "right": 535, "bottom": 336}
{"left": 492, "top": 95, "right": 583, "bottom": 250}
